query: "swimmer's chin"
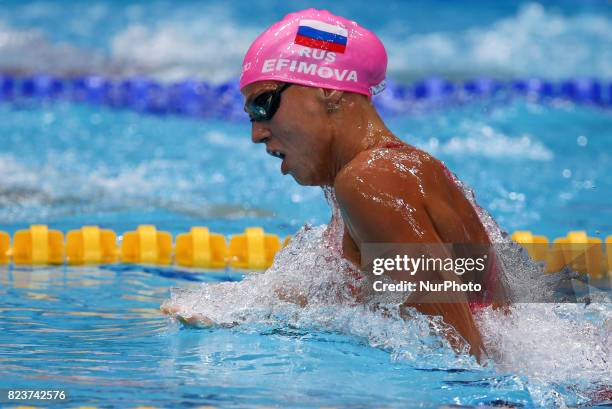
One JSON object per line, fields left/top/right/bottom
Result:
{"left": 280, "top": 161, "right": 313, "bottom": 185}
{"left": 285, "top": 170, "right": 325, "bottom": 186}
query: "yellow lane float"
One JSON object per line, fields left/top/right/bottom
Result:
{"left": 607, "top": 236, "right": 612, "bottom": 277}
{"left": 0, "top": 230, "right": 10, "bottom": 264}
{"left": 12, "top": 224, "right": 64, "bottom": 265}
{"left": 229, "top": 227, "right": 280, "bottom": 269}
{"left": 511, "top": 230, "right": 608, "bottom": 278}
{"left": 120, "top": 225, "right": 172, "bottom": 265}
{"left": 0, "top": 225, "right": 609, "bottom": 280}
{"left": 175, "top": 227, "right": 227, "bottom": 268}
{"left": 510, "top": 231, "right": 548, "bottom": 262}
{"left": 66, "top": 225, "right": 118, "bottom": 264}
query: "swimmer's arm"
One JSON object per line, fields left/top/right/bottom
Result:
{"left": 160, "top": 303, "right": 220, "bottom": 327}
{"left": 334, "top": 162, "right": 485, "bottom": 357}
{"left": 334, "top": 161, "right": 450, "bottom": 275}
{"left": 334, "top": 171, "right": 462, "bottom": 291}
{"left": 275, "top": 287, "right": 308, "bottom": 307}
{"left": 161, "top": 282, "right": 308, "bottom": 327}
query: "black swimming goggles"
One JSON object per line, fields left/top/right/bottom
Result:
{"left": 244, "top": 83, "right": 292, "bottom": 122}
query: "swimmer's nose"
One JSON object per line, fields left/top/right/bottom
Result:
{"left": 251, "top": 121, "right": 271, "bottom": 144}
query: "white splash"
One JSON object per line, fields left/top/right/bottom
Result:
{"left": 2, "top": 3, "right": 611, "bottom": 80}
{"left": 110, "top": 15, "right": 257, "bottom": 82}
{"left": 384, "top": 3, "right": 612, "bottom": 80}
{"left": 0, "top": 21, "right": 117, "bottom": 75}
{"left": 417, "top": 122, "right": 554, "bottom": 161}
{"left": 164, "top": 184, "right": 611, "bottom": 407}
{"left": 163, "top": 221, "right": 478, "bottom": 369}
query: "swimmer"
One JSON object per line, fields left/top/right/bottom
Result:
{"left": 165, "top": 9, "right": 506, "bottom": 359}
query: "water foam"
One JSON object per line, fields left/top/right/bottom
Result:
{"left": 0, "top": 21, "right": 116, "bottom": 76}
{"left": 455, "top": 177, "right": 611, "bottom": 406}
{"left": 110, "top": 12, "right": 258, "bottom": 82}
{"left": 108, "top": 2, "right": 612, "bottom": 81}
{"left": 164, "top": 185, "right": 610, "bottom": 407}
{"left": 2, "top": 3, "right": 611, "bottom": 80}
{"left": 384, "top": 3, "right": 612, "bottom": 80}
{"left": 163, "top": 221, "right": 477, "bottom": 369}
{"left": 417, "top": 122, "right": 554, "bottom": 161}
{"left": 110, "top": 2, "right": 612, "bottom": 81}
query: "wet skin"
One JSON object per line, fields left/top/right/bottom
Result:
{"left": 335, "top": 146, "right": 491, "bottom": 357}
{"left": 169, "top": 80, "right": 501, "bottom": 358}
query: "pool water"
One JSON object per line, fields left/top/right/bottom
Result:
{"left": 1, "top": 265, "right": 535, "bottom": 408}
{"left": 1, "top": 1, "right": 611, "bottom": 408}
{"left": 0, "top": 98, "right": 610, "bottom": 408}
{"left": 0, "top": 99, "right": 609, "bottom": 238}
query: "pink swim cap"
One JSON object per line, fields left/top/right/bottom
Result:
{"left": 240, "top": 9, "right": 387, "bottom": 97}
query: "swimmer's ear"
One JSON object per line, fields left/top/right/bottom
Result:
{"left": 316, "top": 88, "right": 343, "bottom": 112}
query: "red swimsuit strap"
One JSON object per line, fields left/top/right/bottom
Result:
{"left": 471, "top": 249, "right": 499, "bottom": 311}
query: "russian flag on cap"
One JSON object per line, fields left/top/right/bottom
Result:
{"left": 295, "top": 19, "right": 348, "bottom": 53}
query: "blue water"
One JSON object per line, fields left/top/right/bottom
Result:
{"left": 0, "top": 0, "right": 611, "bottom": 81}
{"left": 0, "top": 99, "right": 609, "bottom": 238}
{"left": 0, "top": 1, "right": 611, "bottom": 408}
{"left": 1, "top": 266, "right": 536, "bottom": 408}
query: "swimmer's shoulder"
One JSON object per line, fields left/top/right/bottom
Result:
{"left": 336, "top": 142, "right": 443, "bottom": 189}
{"left": 333, "top": 143, "right": 463, "bottom": 245}
{"left": 372, "top": 142, "right": 457, "bottom": 190}
{"left": 334, "top": 143, "right": 427, "bottom": 203}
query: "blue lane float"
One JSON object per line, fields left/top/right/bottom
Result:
{"left": 0, "top": 73, "right": 610, "bottom": 119}
{"left": 0, "top": 75, "right": 15, "bottom": 98}
{"left": 20, "top": 74, "right": 64, "bottom": 98}
{"left": 167, "top": 79, "right": 214, "bottom": 116}
{"left": 511, "top": 78, "right": 555, "bottom": 97}
{"left": 560, "top": 78, "right": 602, "bottom": 104}
{"left": 72, "top": 76, "right": 112, "bottom": 105}
{"left": 413, "top": 77, "right": 455, "bottom": 100}
{"left": 463, "top": 77, "right": 504, "bottom": 96}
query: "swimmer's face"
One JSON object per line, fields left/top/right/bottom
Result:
{"left": 242, "top": 81, "right": 334, "bottom": 186}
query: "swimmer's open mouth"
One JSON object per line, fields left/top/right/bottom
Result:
{"left": 266, "top": 149, "right": 286, "bottom": 159}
